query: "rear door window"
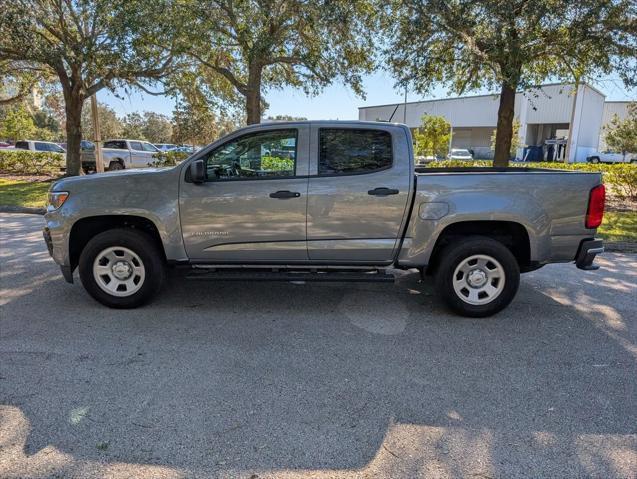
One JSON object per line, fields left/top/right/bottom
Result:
{"left": 15, "top": 141, "right": 29, "bottom": 150}
{"left": 104, "top": 140, "right": 126, "bottom": 149}
{"left": 129, "top": 141, "right": 144, "bottom": 151}
{"left": 319, "top": 129, "right": 392, "bottom": 176}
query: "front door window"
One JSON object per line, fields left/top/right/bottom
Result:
{"left": 204, "top": 129, "right": 297, "bottom": 180}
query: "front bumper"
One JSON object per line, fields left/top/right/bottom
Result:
{"left": 575, "top": 238, "right": 604, "bottom": 270}
{"left": 43, "top": 225, "right": 74, "bottom": 283}
{"left": 43, "top": 226, "right": 54, "bottom": 256}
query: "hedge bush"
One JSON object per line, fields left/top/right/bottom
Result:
{"left": 261, "top": 155, "right": 294, "bottom": 172}
{"left": 425, "top": 160, "right": 637, "bottom": 200}
{"left": 148, "top": 150, "right": 191, "bottom": 167}
{"left": 0, "top": 150, "right": 65, "bottom": 175}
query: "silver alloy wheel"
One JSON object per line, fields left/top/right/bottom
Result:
{"left": 452, "top": 254, "right": 505, "bottom": 305}
{"left": 93, "top": 246, "right": 145, "bottom": 297}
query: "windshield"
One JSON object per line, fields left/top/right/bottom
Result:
{"left": 142, "top": 142, "right": 160, "bottom": 152}
{"left": 452, "top": 149, "right": 471, "bottom": 155}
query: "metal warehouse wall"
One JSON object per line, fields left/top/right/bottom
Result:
{"left": 359, "top": 95, "right": 502, "bottom": 128}
{"left": 359, "top": 83, "right": 630, "bottom": 162}
{"left": 359, "top": 84, "right": 584, "bottom": 128}
{"left": 358, "top": 84, "right": 604, "bottom": 128}
{"left": 524, "top": 84, "right": 576, "bottom": 124}
{"left": 602, "top": 101, "right": 631, "bottom": 125}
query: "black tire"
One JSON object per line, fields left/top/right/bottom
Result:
{"left": 589, "top": 157, "right": 600, "bottom": 164}
{"left": 78, "top": 228, "right": 165, "bottom": 308}
{"left": 435, "top": 236, "right": 520, "bottom": 317}
{"left": 108, "top": 160, "right": 124, "bottom": 171}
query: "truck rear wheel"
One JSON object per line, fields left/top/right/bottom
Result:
{"left": 435, "top": 236, "right": 520, "bottom": 317}
{"left": 78, "top": 228, "right": 165, "bottom": 308}
{"left": 108, "top": 160, "right": 124, "bottom": 171}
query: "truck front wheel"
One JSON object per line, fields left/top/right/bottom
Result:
{"left": 435, "top": 236, "right": 520, "bottom": 317}
{"left": 78, "top": 228, "right": 165, "bottom": 308}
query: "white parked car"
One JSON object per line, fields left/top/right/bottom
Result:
{"left": 587, "top": 150, "right": 637, "bottom": 164}
{"left": 14, "top": 140, "right": 66, "bottom": 156}
{"left": 447, "top": 148, "right": 473, "bottom": 160}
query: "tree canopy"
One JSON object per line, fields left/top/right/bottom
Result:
{"left": 181, "top": 0, "right": 376, "bottom": 124}
{"left": 413, "top": 115, "right": 451, "bottom": 158}
{"left": 0, "top": 0, "right": 181, "bottom": 174}
{"left": 172, "top": 98, "right": 240, "bottom": 146}
{"left": 384, "top": 0, "right": 637, "bottom": 166}
{"left": 0, "top": 105, "right": 37, "bottom": 142}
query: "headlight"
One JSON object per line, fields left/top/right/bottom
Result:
{"left": 48, "top": 191, "right": 69, "bottom": 210}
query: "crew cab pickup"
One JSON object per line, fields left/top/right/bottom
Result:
{"left": 82, "top": 139, "right": 161, "bottom": 171}
{"left": 43, "top": 121, "right": 605, "bottom": 317}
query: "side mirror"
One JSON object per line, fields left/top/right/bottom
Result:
{"left": 190, "top": 160, "right": 205, "bottom": 184}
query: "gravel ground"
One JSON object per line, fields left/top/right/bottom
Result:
{"left": 1, "top": 213, "right": 636, "bottom": 479}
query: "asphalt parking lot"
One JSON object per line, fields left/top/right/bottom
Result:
{"left": 0, "top": 213, "right": 636, "bottom": 478}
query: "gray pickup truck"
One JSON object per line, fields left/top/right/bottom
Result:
{"left": 43, "top": 121, "right": 605, "bottom": 317}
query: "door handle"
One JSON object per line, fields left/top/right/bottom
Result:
{"left": 270, "top": 190, "right": 301, "bottom": 199}
{"left": 368, "top": 187, "right": 399, "bottom": 196}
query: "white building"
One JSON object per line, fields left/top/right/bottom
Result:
{"left": 358, "top": 83, "right": 633, "bottom": 162}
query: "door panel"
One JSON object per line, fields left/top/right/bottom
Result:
{"left": 180, "top": 125, "right": 310, "bottom": 262}
{"left": 307, "top": 126, "right": 412, "bottom": 262}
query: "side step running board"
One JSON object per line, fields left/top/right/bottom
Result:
{"left": 185, "top": 270, "right": 395, "bottom": 283}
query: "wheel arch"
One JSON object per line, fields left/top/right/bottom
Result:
{"left": 69, "top": 215, "right": 166, "bottom": 271}
{"left": 108, "top": 158, "right": 125, "bottom": 168}
{"left": 425, "top": 220, "right": 532, "bottom": 275}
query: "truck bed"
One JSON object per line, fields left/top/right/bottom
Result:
{"left": 398, "top": 168, "right": 602, "bottom": 267}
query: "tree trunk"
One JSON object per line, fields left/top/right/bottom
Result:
{"left": 493, "top": 83, "right": 516, "bottom": 167}
{"left": 245, "top": 65, "right": 262, "bottom": 125}
{"left": 63, "top": 89, "right": 84, "bottom": 176}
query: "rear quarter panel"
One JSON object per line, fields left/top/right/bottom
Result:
{"left": 398, "top": 170, "right": 602, "bottom": 267}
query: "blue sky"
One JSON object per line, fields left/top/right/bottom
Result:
{"left": 99, "top": 70, "right": 636, "bottom": 120}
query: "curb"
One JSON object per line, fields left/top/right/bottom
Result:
{"left": 605, "top": 241, "right": 637, "bottom": 253}
{"left": 0, "top": 206, "right": 45, "bottom": 215}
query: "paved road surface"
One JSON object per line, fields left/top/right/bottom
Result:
{"left": 1, "top": 213, "right": 635, "bottom": 478}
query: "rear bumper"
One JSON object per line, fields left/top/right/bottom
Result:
{"left": 575, "top": 238, "right": 604, "bottom": 270}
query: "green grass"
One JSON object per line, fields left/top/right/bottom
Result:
{"left": 597, "top": 211, "right": 637, "bottom": 243}
{"left": 0, "top": 178, "right": 51, "bottom": 208}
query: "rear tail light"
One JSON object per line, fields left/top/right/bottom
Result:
{"left": 585, "top": 184, "right": 605, "bottom": 229}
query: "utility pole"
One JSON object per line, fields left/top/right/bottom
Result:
{"left": 565, "top": 81, "right": 581, "bottom": 164}
{"left": 403, "top": 87, "right": 408, "bottom": 124}
{"left": 90, "top": 94, "right": 104, "bottom": 173}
